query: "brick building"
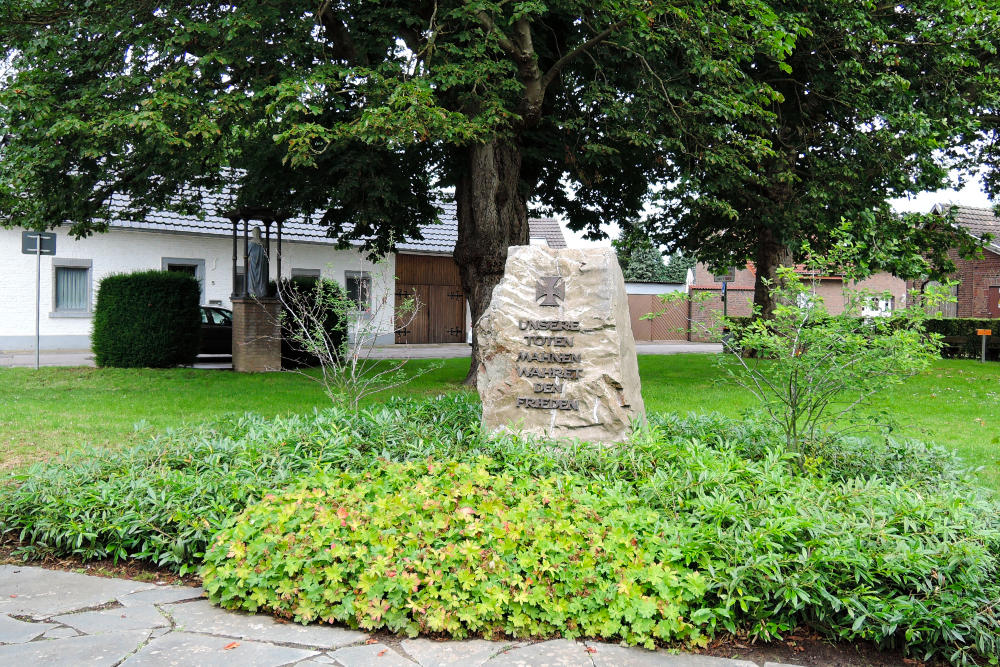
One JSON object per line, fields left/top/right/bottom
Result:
{"left": 918, "top": 205, "right": 1000, "bottom": 318}
{"left": 687, "top": 261, "right": 907, "bottom": 341}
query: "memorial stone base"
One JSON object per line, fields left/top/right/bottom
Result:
{"left": 231, "top": 297, "right": 281, "bottom": 373}
{"left": 477, "top": 245, "right": 645, "bottom": 443}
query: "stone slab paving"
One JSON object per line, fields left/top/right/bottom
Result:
{"left": 0, "top": 613, "right": 56, "bottom": 643}
{"left": 121, "top": 631, "right": 318, "bottom": 666}
{"left": 0, "top": 566, "right": 805, "bottom": 666}
{"left": 587, "top": 642, "right": 758, "bottom": 667}
{"left": 328, "top": 643, "right": 416, "bottom": 666}
{"left": 0, "top": 564, "right": 156, "bottom": 619}
{"left": 41, "top": 626, "right": 80, "bottom": 640}
{"left": 0, "top": 629, "right": 151, "bottom": 666}
{"left": 54, "top": 603, "right": 170, "bottom": 634}
{"left": 118, "top": 584, "right": 206, "bottom": 607}
{"left": 166, "top": 598, "right": 367, "bottom": 648}
{"left": 487, "top": 638, "right": 590, "bottom": 666}
{"left": 401, "top": 637, "right": 519, "bottom": 666}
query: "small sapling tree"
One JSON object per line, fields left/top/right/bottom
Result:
{"left": 721, "top": 267, "right": 948, "bottom": 464}
{"left": 273, "top": 261, "right": 437, "bottom": 408}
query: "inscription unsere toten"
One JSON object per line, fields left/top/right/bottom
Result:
{"left": 519, "top": 319, "right": 580, "bottom": 331}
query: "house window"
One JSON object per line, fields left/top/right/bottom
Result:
{"left": 291, "top": 268, "right": 321, "bottom": 280}
{"left": 862, "top": 296, "right": 895, "bottom": 318}
{"left": 52, "top": 260, "right": 92, "bottom": 314}
{"left": 345, "top": 271, "right": 371, "bottom": 310}
{"left": 162, "top": 257, "right": 206, "bottom": 303}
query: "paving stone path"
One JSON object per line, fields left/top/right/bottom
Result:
{"left": 0, "top": 565, "right": 802, "bottom": 667}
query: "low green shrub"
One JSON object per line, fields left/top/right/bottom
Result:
{"left": 91, "top": 270, "right": 201, "bottom": 367}
{"left": 202, "top": 460, "right": 708, "bottom": 646}
{"left": 0, "top": 396, "right": 482, "bottom": 571}
{"left": 923, "top": 318, "right": 1000, "bottom": 360}
{"left": 649, "top": 412, "right": 975, "bottom": 487}
{"left": 630, "top": 435, "right": 1000, "bottom": 665}
{"left": 1, "top": 396, "right": 997, "bottom": 663}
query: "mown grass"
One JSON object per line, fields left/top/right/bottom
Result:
{"left": 1, "top": 355, "right": 996, "bottom": 488}
{"left": 0, "top": 362, "right": 472, "bottom": 470}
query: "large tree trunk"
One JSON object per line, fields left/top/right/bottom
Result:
{"left": 453, "top": 139, "right": 530, "bottom": 386}
{"left": 752, "top": 225, "right": 784, "bottom": 319}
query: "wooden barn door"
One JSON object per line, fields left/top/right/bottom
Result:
{"left": 429, "top": 285, "right": 467, "bottom": 342}
{"left": 395, "top": 284, "right": 430, "bottom": 343}
{"left": 395, "top": 255, "right": 466, "bottom": 344}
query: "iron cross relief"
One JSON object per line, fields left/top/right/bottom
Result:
{"left": 536, "top": 276, "right": 565, "bottom": 307}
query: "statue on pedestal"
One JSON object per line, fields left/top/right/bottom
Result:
{"left": 248, "top": 226, "right": 269, "bottom": 297}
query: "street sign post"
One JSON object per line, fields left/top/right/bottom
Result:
{"left": 977, "top": 329, "right": 992, "bottom": 363}
{"left": 21, "top": 232, "right": 57, "bottom": 370}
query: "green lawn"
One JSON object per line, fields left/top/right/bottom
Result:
{"left": 1, "top": 355, "right": 997, "bottom": 488}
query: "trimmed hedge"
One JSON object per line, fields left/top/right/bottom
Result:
{"left": 924, "top": 318, "right": 1000, "bottom": 359}
{"left": 91, "top": 270, "right": 201, "bottom": 368}
{"left": 273, "top": 277, "right": 349, "bottom": 369}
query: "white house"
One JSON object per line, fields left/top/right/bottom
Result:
{"left": 0, "top": 197, "right": 567, "bottom": 352}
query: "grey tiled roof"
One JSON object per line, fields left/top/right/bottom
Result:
{"left": 106, "top": 193, "right": 564, "bottom": 254}
{"left": 935, "top": 204, "right": 1000, "bottom": 255}
{"left": 528, "top": 217, "right": 567, "bottom": 248}
{"left": 107, "top": 192, "right": 460, "bottom": 254}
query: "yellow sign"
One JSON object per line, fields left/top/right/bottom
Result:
{"left": 976, "top": 329, "right": 992, "bottom": 336}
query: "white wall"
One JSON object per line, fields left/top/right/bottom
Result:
{"left": 0, "top": 227, "right": 396, "bottom": 351}
{"left": 624, "top": 281, "right": 687, "bottom": 295}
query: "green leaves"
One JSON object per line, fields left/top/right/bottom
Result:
{"left": 719, "top": 267, "right": 943, "bottom": 459}
{"left": 202, "top": 460, "right": 708, "bottom": 645}
{"left": 1, "top": 393, "right": 998, "bottom": 662}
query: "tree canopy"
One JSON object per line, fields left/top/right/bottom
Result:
{"left": 0, "top": 0, "right": 796, "bottom": 377}
{"left": 625, "top": 0, "right": 1000, "bottom": 313}
{"left": 615, "top": 238, "right": 670, "bottom": 283}
{"left": 2, "top": 0, "right": 996, "bottom": 354}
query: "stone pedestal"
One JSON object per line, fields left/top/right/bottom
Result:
{"left": 231, "top": 297, "right": 281, "bottom": 373}
{"left": 476, "top": 246, "right": 645, "bottom": 442}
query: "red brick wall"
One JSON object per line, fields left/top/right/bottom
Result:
{"left": 232, "top": 297, "right": 282, "bottom": 372}
{"left": 953, "top": 248, "right": 1000, "bottom": 317}
{"left": 688, "top": 287, "right": 754, "bottom": 342}
{"left": 908, "top": 248, "right": 1000, "bottom": 317}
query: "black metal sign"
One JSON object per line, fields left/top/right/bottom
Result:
{"left": 21, "top": 231, "right": 56, "bottom": 255}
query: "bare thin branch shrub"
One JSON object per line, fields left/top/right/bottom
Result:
{"left": 274, "top": 261, "right": 439, "bottom": 407}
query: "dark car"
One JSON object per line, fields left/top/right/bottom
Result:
{"left": 199, "top": 306, "right": 232, "bottom": 355}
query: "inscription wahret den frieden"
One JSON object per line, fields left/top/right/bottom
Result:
{"left": 476, "top": 245, "right": 645, "bottom": 443}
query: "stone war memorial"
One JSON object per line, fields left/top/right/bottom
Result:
{"left": 477, "top": 245, "right": 645, "bottom": 442}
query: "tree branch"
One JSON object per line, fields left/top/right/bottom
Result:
{"left": 475, "top": 10, "right": 522, "bottom": 62}
{"left": 316, "top": 1, "right": 366, "bottom": 66}
{"left": 540, "top": 21, "right": 624, "bottom": 91}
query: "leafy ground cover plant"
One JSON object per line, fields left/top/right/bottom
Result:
{"left": 0, "top": 397, "right": 484, "bottom": 571}
{"left": 1, "top": 395, "right": 997, "bottom": 663}
{"left": 202, "top": 460, "right": 708, "bottom": 647}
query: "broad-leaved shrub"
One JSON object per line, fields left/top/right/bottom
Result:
{"left": 202, "top": 460, "right": 709, "bottom": 647}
